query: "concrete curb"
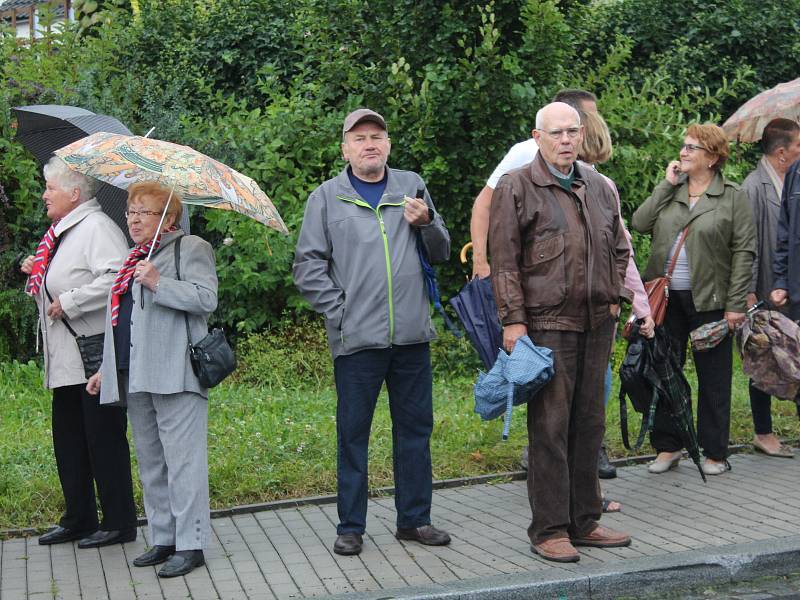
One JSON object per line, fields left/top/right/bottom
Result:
{"left": 324, "top": 536, "right": 800, "bottom": 600}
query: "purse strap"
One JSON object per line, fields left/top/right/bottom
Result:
{"left": 173, "top": 235, "right": 195, "bottom": 349}
{"left": 665, "top": 226, "right": 689, "bottom": 279}
{"left": 41, "top": 233, "right": 82, "bottom": 339}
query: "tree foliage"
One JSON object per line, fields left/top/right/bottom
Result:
{"left": 0, "top": 0, "right": 785, "bottom": 356}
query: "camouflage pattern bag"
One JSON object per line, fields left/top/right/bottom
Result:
{"left": 690, "top": 319, "right": 729, "bottom": 352}
{"left": 738, "top": 309, "right": 800, "bottom": 401}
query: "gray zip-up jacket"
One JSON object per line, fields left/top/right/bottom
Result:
{"left": 742, "top": 157, "right": 781, "bottom": 300}
{"left": 293, "top": 166, "right": 450, "bottom": 359}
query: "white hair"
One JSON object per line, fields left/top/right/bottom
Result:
{"left": 535, "top": 102, "right": 581, "bottom": 130}
{"left": 43, "top": 157, "right": 99, "bottom": 202}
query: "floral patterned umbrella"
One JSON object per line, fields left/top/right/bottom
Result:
{"left": 54, "top": 132, "right": 288, "bottom": 234}
{"left": 722, "top": 78, "right": 800, "bottom": 143}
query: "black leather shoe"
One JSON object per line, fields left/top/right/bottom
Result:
{"left": 39, "top": 526, "right": 96, "bottom": 546}
{"left": 598, "top": 445, "right": 617, "bottom": 479}
{"left": 133, "top": 545, "right": 176, "bottom": 567}
{"left": 333, "top": 533, "right": 363, "bottom": 556}
{"left": 395, "top": 525, "right": 451, "bottom": 546}
{"left": 158, "top": 550, "right": 205, "bottom": 578}
{"left": 77, "top": 528, "right": 137, "bottom": 549}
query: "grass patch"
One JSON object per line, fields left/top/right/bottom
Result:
{"left": 2, "top": 334, "right": 798, "bottom": 531}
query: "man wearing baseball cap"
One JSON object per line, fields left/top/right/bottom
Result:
{"left": 294, "top": 108, "right": 451, "bottom": 556}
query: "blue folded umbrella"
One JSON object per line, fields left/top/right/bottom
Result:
{"left": 449, "top": 276, "right": 503, "bottom": 370}
{"left": 473, "top": 335, "right": 555, "bottom": 439}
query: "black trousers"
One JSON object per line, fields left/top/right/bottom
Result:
{"left": 749, "top": 381, "right": 773, "bottom": 435}
{"left": 52, "top": 384, "right": 137, "bottom": 531}
{"left": 649, "top": 290, "right": 732, "bottom": 461}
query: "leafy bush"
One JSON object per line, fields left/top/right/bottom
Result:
{"left": 0, "top": 0, "right": 776, "bottom": 358}
{"left": 235, "top": 315, "right": 333, "bottom": 390}
{"left": 574, "top": 0, "right": 800, "bottom": 115}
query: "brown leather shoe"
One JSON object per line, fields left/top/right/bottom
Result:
{"left": 571, "top": 525, "right": 631, "bottom": 548}
{"left": 530, "top": 536, "right": 580, "bottom": 563}
{"left": 395, "top": 525, "right": 451, "bottom": 546}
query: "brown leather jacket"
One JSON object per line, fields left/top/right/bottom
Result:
{"left": 489, "top": 154, "right": 632, "bottom": 332}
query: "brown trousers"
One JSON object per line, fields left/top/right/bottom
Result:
{"left": 527, "top": 317, "right": 616, "bottom": 544}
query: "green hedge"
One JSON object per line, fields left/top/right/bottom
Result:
{"left": 1, "top": 0, "right": 794, "bottom": 357}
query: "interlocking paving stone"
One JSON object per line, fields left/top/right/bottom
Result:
{"left": 5, "top": 452, "right": 800, "bottom": 598}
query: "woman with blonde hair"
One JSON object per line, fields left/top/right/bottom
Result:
{"left": 632, "top": 123, "right": 755, "bottom": 476}
{"left": 88, "top": 181, "right": 218, "bottom": 577}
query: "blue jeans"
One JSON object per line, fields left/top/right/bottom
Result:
{"left": 333, "top": 343, "right": 434, "bottom": 535}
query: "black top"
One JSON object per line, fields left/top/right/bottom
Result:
{"left": 113, "top": 289, "right": 134, "bottom": 371}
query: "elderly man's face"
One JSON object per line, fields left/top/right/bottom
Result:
{"left": 534, "top": 105, "right": 583, "bottom": 174}
{"left": 341, "top": 122, "right": 391, "bottom": 181}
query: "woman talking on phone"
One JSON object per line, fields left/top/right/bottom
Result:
{"left": 632, "top": 123, "right": 755, "bottom": 476}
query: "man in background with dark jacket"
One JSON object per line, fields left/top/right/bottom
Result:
{"left": 771, "top": 157, "right": 800, "bottom": 322}
{"left": 490, "top": 102, "right": 632, "bottom": 563}
{"left": 743, "top": 118, "right": 800, "bottom": 457}
{"left": 293, "top": 108, "right": 451, "bottom": 557}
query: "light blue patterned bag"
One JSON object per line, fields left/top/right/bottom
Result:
{"left": 473, "top": 336, "right": 554, "bottom": 439}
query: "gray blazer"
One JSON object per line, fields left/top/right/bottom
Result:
{"left": 99, "top": 230, "right": 218, "bottom": 406}
{"left": 743, "top": 158, "right": 781, "bottom": 299}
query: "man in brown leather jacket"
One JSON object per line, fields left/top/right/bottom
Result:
{"left": 489, "top": 102, "right": 633, "bottom": 563}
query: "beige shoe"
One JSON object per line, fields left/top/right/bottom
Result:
{"left": 648, "top": 452, "right": 681, "bottom": 474}
{"left": 753, "top": 437, "right": 795, "bottom": 458}
{"left": 702, "top": 459, "right": 731, "bottom": 475}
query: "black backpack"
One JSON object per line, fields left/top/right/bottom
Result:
{"left": 618, "top": 323, "right": 658, "bottom": 451}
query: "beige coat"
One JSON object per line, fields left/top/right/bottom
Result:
{"left": 35, "top": 199, "right": 128, "bottom": 389}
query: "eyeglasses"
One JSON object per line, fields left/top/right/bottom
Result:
{"left": 125, "top": 209, "right": 161, "bottom": 219}
{"left": 680, "top": 143, "right": 708, "bottom": 153}
{"left": 539, "top": 127, "right": 582, "bottom": 141}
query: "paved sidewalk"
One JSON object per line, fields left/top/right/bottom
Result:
{"left": 3, "top": 451, "right": 800, "bottom": 600}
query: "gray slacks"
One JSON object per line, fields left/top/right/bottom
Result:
{"left": 127, "top": 383, "right": 210, "bottom": 551}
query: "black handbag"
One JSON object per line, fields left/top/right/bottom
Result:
{"left": 618, "top": 322, "right": 658, "bottom": 451}
{"left": 174, "top": 236, "right": 236, "bottom": 388}
{"left": 43, "top": 257, "right": 104, "bottom": 380}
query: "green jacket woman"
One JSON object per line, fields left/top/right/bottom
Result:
{"left": 632, "top": 123, "right": 755, "bottom": 477}
{"left": 633, "top": 173, "right": 755, "bottom": 314}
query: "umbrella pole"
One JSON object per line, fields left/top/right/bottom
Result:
{"left": 146, "top": 186, "right": 175, "bottom": 261}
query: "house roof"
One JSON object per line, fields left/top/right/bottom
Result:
{"left": 0, "top": 0, "right": 65, "bottom": 11}
{"left": 0, "top": 0, "right": 67, "bottom": 19}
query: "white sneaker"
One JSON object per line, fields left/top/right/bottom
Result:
{"left": 648, "top": 452, "right": 681, "bottom": 474}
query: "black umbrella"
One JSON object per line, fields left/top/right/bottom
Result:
{"left": 12, "top": 105, "right": 189, "bottom": 237}
{"left": 649, "top": 327, "right": 707, "bottom": 482}
{"left": 449, "top": 276, "right": 503, "bottom": 371}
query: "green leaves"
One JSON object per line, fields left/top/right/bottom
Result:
{"left": 0, "top": 0, "right": 782, "bottom": 355}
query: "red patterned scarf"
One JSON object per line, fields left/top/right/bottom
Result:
{"left": 25, "top": 220, "right": 61, "bottom": 297}
{"left": 110, "top": 228, "right": 175, "bottom": 326}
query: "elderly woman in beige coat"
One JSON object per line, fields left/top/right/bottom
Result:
{"left": 20, "top": 157, "right": 137, "bottom": 547}
{"left": 88, "top": 182, "right": 217, "bottom": 578}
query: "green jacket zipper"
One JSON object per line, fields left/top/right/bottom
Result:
{"left": 336, "top": 195, "right": 405, "bottom": 343}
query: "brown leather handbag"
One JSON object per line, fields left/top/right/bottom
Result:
{"left": 645, "top": 226, "right": 689, "bottom": 326}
